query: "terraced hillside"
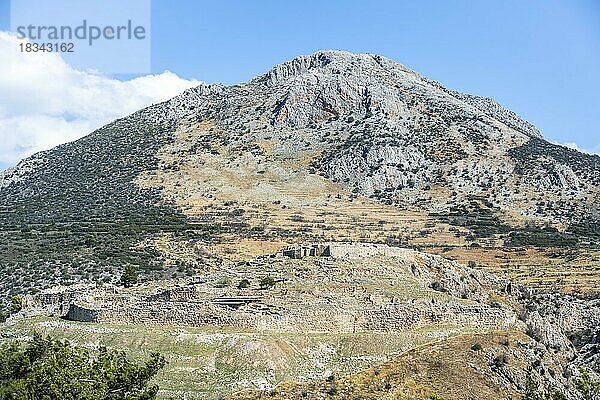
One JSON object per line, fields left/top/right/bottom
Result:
{"left": 8, "top": 242, "right": 600, "bottom": 399}
{"left": 1, "top": 50, "right": 599, "bottom": 317}
{"left": 7, "top": 243, "right": 600, "bottom": 399}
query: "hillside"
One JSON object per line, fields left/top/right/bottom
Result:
{"left": 5, "top": 243, "right": 600, "bottom": 399}
{"left": 0, "top": 50, "right": 599, "bottom": 314}
{"left": 227, "top": 331, "right": 539, "bottom": 400}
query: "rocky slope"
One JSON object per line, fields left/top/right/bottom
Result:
{"left": 227, "top": 332, "right": 547, "bottom": 400}
{"left": 0, "top": 50, "right": 598, "bottom": 314}
{"left": 11, "top": 242, "right": 600, "bottom": 399}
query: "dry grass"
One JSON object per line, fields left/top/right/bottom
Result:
{"left": 1, "top": 316, "right": 473, "bottom": 400}
{"left": 428, "top": 246, "right": 600, "bottom": 294}
{"left": 135, "top": 119, "right": 600, "bottom": 295}
{"left": 227, "top": 331, "right": 536, "bottom": 400}
{"left": 135, "top": 121, "right": 468, "bottom": 262}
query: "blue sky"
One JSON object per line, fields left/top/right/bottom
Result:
{"left": 0, "top": 0, "right": 599, "bottom": 170}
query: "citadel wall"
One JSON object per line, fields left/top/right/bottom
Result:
{"left": 28, "top": 243, "right": 521, "bottom": 333}
{"left": 64, "top": 296, "right": 516, "bottom": 333}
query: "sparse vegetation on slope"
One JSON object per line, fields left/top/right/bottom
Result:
{"left": 226, "top": 332, "right": 554, "bottom": 400}
{"left": 0, "top": 110, "right": 201, "bottom": 314}
{"left": 0, "top": 52, "right": 598, "bottom": 400}
{"left": 0, "top": 50, "right": 598, "bottom": 313}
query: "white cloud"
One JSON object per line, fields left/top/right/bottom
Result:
{"left": 556, "top": 141, "right": 600, "bottom": 156}
{"left": 0, "top": 32, "right": 200, "bottom": 168}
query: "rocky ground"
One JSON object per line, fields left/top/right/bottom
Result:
{"left": 0, "top": 50, "right": 598, "bottom": 398}
{"left": 5, "top": 243, "right": 599, "bottom": 399}
{"left": 0, "top": 51, "right": 598, "bottom": 313}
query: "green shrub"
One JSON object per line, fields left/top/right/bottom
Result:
{"left": 574, "top": 368, "right": 600, "bottom": 400}
{"left": 9, "top": 296, "right": 22, "bottom": 315}
{"left": 0, "top": 333, "right": 165, "bottom": 399}
{"left": 215, "top": 277, "right": 231, "bottom": 288}
{"left": 120, "top": 264, "right": 138, "bottom": 288}
{"left": 237, "top": 279, "right": 251, "bottom": 289}
{"left": 259, "top": 276, "right": 276, "bottom": 290}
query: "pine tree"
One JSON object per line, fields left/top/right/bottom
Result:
{"left": 120, "top": 264, "right": 138, "bottom": 288}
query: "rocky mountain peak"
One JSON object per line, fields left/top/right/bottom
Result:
{"left": 242, "top": 50, "right": 543, "bottom": 142}
{"left": 0, "top": 50, "right": 598, "bottom": 317}
{"left": 252, "top": 50, "right": 390, "bottom": 85}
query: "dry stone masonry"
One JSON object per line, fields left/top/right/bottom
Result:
{"left": 23, "top": 243, "right": 521, "bottom": 333}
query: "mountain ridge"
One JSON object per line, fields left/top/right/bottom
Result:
{"left": 1, "top": 49, "right": 600, "bottom": 400}
{"left": 0, "top": 50, "right": 598, "bottom": 314}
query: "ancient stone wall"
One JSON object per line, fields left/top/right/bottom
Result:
{"left": 22, "top": 284, "right": 96, "bottom": 316}
{"left": 279, "top": 242, "right": 409, "bottom": 260}
{"left": 63, "top": 297, "right": 517, "bottom": 334}
{"left": 144, "top": 285, "right": 204, "bottom": 302}
{"left": 27, "top": 243, "right": 522, "bottom": 334}
{"left": 362, "top": 301, "right": 517, "bottom": 332}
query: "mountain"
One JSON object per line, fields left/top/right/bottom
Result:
{"left": 0, "top": 50, "right": 599, "bottom": 313}
{"left": 2, "top": 50, "right": 600, "bottom": 400}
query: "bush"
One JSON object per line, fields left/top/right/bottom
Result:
{"left": 492, "top": 353, "right": 509, "bottom": 369}
{"left": 0, "top": 333, "right": 165, "bottom": 399}
{"left": 120, "top": 263, "right": 138, "bottom": 287}
{"left": 237, "top": 279, "right": 250, "bottom": 289}
{"left": 9, "top": 296, "right": 22, "bottom": 315}
{"left": 326, "top": 385, "right": 337, "bottom": 395}
{"left": 508, "top": 227, "right": 578, "bottom": 248}
{"left": 259, "top": 276, "right": 276, "bottom": 290}
{"left": 524, "top": 368, "right": 567, "bottom": 400}
{"left": 574, "top": 368, "right": 600, "bottom": 400}
{"left": 215, "top": 277, "right": 231, "bottom": 288}
{"left": 523, "top": 370, "right": 541, "bottom": 400}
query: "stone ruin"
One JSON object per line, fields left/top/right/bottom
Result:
{"left": 279, "top": 242, "right": 415, "bottom": 259}
{"left": 20, "top": 242, "right": 525, "bottom": 334}
{"left": 280, "top": 243, "right": 331, "bottom": 258}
